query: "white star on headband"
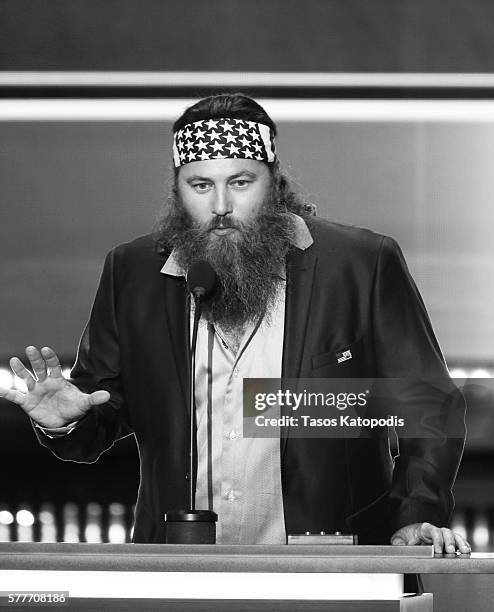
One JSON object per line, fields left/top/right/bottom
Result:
{"left": 208, "top": 129, "right": 221, "bottom": 141}
{"left": 227, "top": 143, "right": 240, "bottom": 155}
{"left": 211, "top": 141, "right": 224, "bottom": 152}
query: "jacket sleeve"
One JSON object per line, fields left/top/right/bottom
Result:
{"left": 34, "top": 248, "right": 133, "bottom": 463}
{"left": 372, "top": 236, "right": 466, "bottom": 531}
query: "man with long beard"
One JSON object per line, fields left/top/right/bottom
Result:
{"left": 157, "top": 155, "right": 296, "bottom": 339}
{"left": 0, "top": 94, "right": 469, "bottom": 553}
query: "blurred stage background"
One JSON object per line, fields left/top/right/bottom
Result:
{"left": 1, "top": 1, "right": 494, "bottom": 565}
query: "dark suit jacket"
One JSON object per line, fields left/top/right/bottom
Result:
{"left": 36, "top": 217, "right": 466, "bottom": 544}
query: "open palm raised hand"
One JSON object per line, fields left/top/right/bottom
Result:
{"left": 0, "top": 346, "right": 109, "bottom": 428}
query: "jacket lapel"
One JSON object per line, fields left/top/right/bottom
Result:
{"left": 281, "top": 246, "right": 318, "bottom": 456}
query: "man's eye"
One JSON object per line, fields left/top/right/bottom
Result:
{"left": 193, "top": 183, "right": 210, "bottom": 192}
{"left": 231, "top": 179, "right": 251, "bottom": 189}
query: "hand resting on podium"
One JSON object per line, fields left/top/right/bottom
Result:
{"left": 391, "top": 521, "right": 470, "bottom": 554}
{"left": 0, "top": 345, "right": 109, "bottom": 430}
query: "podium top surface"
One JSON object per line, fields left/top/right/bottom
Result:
{"left": 0, "top": 543, "right": 492, "bottom": 574}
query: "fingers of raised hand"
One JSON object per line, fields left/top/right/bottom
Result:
{"left": 0, "top": 387, "right": 26, "bottom": 408}
{"left": 87, "top": 390, "right": 110, "bottom": 407}
{"left": 25, "top": 346, "right": 48, "bottom": 382}
{"left": 9, "top": 356, "right": 35, "bottom": 391}
{"left": 40, "top": 346, "right": 63, "bottom": 379}
{"left": 13, "top": 346, "right": 63, "bottom": 386}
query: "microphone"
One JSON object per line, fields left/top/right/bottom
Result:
{"left": 164, "top": 260, "right": 218, "bottom": 544}
{"left": 186, "top": 260, "right": 217, "bottom": 300}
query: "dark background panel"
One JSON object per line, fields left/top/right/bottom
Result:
{"left": 2, "top": 0, "right": 494, "bottom": 72}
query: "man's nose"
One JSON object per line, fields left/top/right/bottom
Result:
{"left": 211, "top": 186, "right": 233, "bottom": 216}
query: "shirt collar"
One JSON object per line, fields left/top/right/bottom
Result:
{"left": 160, "top": 212, "right": 313, "bottom": 278}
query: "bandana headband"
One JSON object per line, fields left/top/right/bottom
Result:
{"left": 173, "top": 118, "right": 276, "bottom": 167}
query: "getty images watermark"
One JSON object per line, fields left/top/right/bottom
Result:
{"left": 242, "top": 378, "right": 466, "bottom": 438}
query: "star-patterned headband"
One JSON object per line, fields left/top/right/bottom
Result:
{"left": 173, "top": 118, "right": 276, "bottom": 167}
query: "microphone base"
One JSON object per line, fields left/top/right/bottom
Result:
{"left": 164, "top": 509, "right": 218, "bottom": 544}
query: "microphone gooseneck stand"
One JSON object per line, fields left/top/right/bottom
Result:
{"left": 164, "top": 261, "right": 218, "bottom": 544}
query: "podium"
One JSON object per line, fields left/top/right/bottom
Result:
{"left": 3, "top": 542, "right": 485, "bottom": 611}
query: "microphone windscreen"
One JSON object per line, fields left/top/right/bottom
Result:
{"left": 187, "top": 261, "right": 217, "bottom": 299}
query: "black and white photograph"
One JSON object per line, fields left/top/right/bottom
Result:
{"left": 1, "top": 1, "right": 494, "bottom": 610}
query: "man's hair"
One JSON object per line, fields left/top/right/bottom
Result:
{"left": 173, "top": 93, "right": 277, "bottom": 136}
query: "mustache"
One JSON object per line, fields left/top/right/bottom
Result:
{"left": 208, "top": 216, "right": 242, "bottom": 231}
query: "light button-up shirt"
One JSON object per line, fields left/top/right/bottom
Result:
{"left": 193, "top": 288, "right": 287, "bottom": 544}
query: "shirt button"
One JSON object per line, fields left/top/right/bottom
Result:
{"left": 224, "top": 490, "right": 236, "bottom": 502}
{"left": 226, "top": 430, "right": 239, "bottom": 440}
{"left": 234, "top": 368, "right": 239, "bottom": 377}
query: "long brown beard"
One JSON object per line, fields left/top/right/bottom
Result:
{"left": 157, "top": 194, "right": 295, "bottom": 331}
